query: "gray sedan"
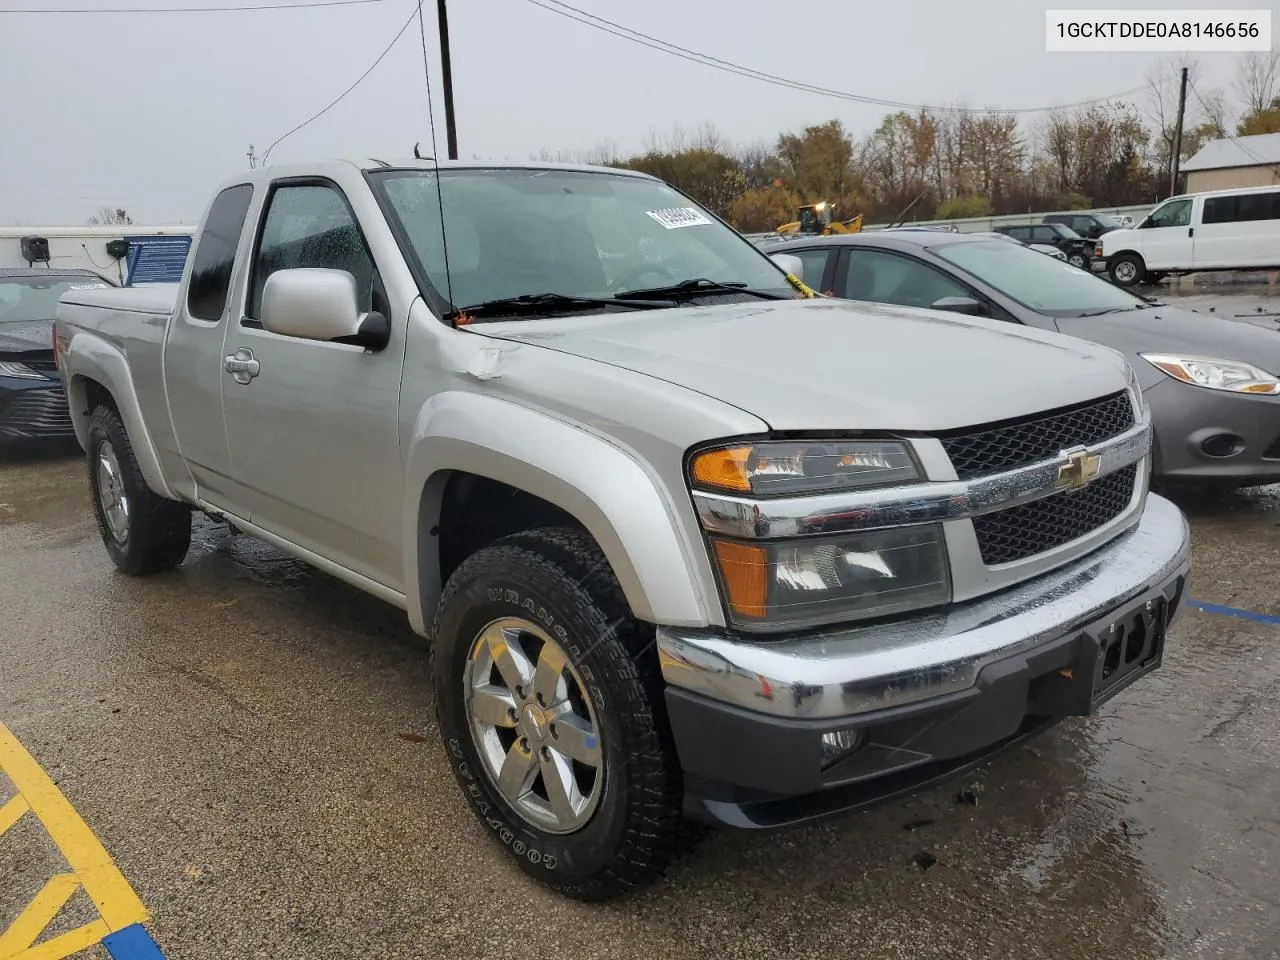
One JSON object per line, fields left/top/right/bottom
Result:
{"left": 764, "top": 232, "right": 1280, "bottom": 488}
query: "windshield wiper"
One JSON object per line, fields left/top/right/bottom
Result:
{"left": 613, "top": 278, "right": 789, "bottom": 302}
{"left": 1072, "top": 304, "right": 1149, "bottom": 317}
{"left": 449, "top": 292, "right": 671, "bottom": 322}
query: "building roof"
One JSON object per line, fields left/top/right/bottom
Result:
{"left": 1181, "top": 133, "right": 1280, "bottom": 172}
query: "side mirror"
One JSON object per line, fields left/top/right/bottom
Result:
{"left": 930, "top": 296, "right": 985, "bottom": 316}
{"left": 769, "top": 253, "right": 805, "bottom": 280}
{"left": 259, "top": 268, "right": 389, "bottom": 350}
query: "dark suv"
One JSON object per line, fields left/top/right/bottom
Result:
{"left": 995, "top": 223, "right": 1094, "bottom": 269}
{"left": 1042, "top": 212, "right": 1126, "bottom": 240}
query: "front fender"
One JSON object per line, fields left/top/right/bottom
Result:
{"left": 403, "top": 391, "right": 718, "bottom": 635}
{"left": 63, "top": 334, "right": 176, "bottom": 501}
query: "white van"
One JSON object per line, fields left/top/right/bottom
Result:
{"left": 1097, "top": 184, "right": 1280, "bottom": 286}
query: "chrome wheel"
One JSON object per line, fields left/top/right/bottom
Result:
{"left": 1068, "top": 254, "right": 1086, "bottom": 268}
{"left": 463, "top": 617, "right": 604, "bottom": 834}
{"left": 1114, "top": 259, "right": 1138, "bottom": 283}
{"left": 95, "top": 440, "right": 130, "bottom": 544}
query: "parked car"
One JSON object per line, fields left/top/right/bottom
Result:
{"left": 762, "top": 230, "right": 1280, "bottom": 488}
{"left": 0, "top": 267, "right": 112, "bottom": 448}
{"left": 56, "top": 158, "right": 1189, "bottom": 901}
{"left": 1098, "top": 185, "right": 1280, "bottom": 287}
{"left": 995, "top": 223, "right": 1095, "bottom": 269}
{"left": 1042, "top": 212, "right": 1127, "bottom": 240}
{"left": 970, "top": 230, "right": 1067, "bottom": 260}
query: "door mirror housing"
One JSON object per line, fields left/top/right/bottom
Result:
{"left": 769, "top": 253, "right": 805, "bottom": 281}
{"left": 930, "top": 296, "right": 986, "bottom": 316}
{"left": 259, "top": 268, "right": 389, "bottom": 350}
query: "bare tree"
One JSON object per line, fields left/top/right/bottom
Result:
{"left": 88, "top": 206, "right": 133, "bottom": 226}
{"left": 1236, "top": 51, "right": 1280, "bottom": 115}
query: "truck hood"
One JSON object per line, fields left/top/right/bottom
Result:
{"left": 1099, "top": 227, "right": 1140, "bottom": 250}
{"left": 478, "top": 298, "right": 1129, "bottom": 431}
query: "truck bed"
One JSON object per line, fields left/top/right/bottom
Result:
{"left": 59, "top": 284, "right": 178, "bottom": 316}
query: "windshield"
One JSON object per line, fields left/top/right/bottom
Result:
{"left": 370, "top": 168, "right": 796, "bottom": 313}
{"left": 0, "top": 276, "right": 109, "bottom": 324}
{"left": 935, "top": 240, "right": 1146, "bottom": 317}
{"left": 1094, "top": 214, "right": 1123, "bottom": 229}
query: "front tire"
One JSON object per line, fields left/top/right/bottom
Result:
{"left": 432, "top": 527, "right": 685, "bottom": 901}
{"left": 1109, "top": 253, "right": 1145, "bottom": 287}
{"left": 87, "top": 405, "right": 191, "bottom": 575}
{"left": 1067, "top": 252, "right": 1088, "bottom": 269}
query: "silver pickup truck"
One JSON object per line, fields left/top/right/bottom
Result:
{"left": 55, "top": 158, "right": 1191, "bottom": 901}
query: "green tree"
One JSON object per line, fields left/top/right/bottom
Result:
{"left": 775, "top": 120, "right": 859, "bottom": 201}
{"left": 1238, "top": 99, "right": 1280, "bottom": 136}
{"left": 936, "top": 194, "right": 993, "bottom": 219}
{"left": 621, "top": 148, "right": 746, "bottom": 221}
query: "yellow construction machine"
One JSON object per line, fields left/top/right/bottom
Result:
{"left": 776, "top": 201, "right": 863, "bottom": 236}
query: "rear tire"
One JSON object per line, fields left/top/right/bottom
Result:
{"left": 87, "top": 405, "right": 191, "bottom": 575}
{"left": 431, "top": 526, "right": 686, "bottom": 902}
{"left": 1109, "top": 253, "right": 1145, "bottom": 287}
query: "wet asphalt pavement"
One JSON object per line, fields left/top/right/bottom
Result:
{"left": 3, "top": 291, "right": 1280, "bottom": 959}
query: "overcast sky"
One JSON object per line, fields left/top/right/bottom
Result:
{"left": 0, "top": 0, "right": 1270, "bottom": 225}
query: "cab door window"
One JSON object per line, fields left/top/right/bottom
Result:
{"left": 245, "top": 183, "right": 380, "bottom": 325}
{"left": 1145, "top": 198, "right": 1193, "bottom": 229}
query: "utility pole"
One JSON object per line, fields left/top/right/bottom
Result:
{"left": 247, "top": 144, "right": 257, "bottom": 169}
{"left": 1169, "top": 66, "right": 1188, "bottom": 196}
{"left": 437, "top": 0, "right": 458, "bottom": 159}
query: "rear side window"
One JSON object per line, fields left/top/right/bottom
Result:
{"left": 1203, "top": 192, "right": 1280, "bottom": 225}
{"left": 1004, "top": 226, "right": 1031, "bottom": 241}
{"left": 186, "top": 184, "right": 254, "bottom": 322}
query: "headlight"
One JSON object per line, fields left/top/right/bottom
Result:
{"left": 709, "top": 525, "right": 951, "bottom": 630}
{"left": 0, "top": 361, "right": 46, "bottom": 380}
{"left": 690, "top": 440, "right": 919, "bottom": 497}
{"left": 1140, "top": 353, "right": 1280, "bottom": 396}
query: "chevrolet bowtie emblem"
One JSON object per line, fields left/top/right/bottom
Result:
{"left": 1057, "top": 447, "right": 1101, "bottom": 490}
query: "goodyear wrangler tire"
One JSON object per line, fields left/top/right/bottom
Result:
{"left": 431, "top": 526, "right": 685, "bottom": 901}
{"left": 87, "top": 405, "right": 192, "bottom": 576}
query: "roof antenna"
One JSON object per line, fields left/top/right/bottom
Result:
{"left": 414, "top": 2, "right": 455, "bottom": 324}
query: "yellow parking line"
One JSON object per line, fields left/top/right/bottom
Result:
{"left": 11, "top": 919, "right": 110, "bottom": 960}
{"left": 0, "top": 874, "right": 80, "bottom": 955}
{"left": 0, "top": 795, "right": 29, "bottom": 838}
{"left": 0, "top": 722, "right": 148, "bottom": 935}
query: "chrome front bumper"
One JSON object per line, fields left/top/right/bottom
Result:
{"left": 657, "top": 493, "right": 1191, "bottom": 720}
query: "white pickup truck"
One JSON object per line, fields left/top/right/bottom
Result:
{"left": 55, "top": 158, "right": 1190, "bottom": 901}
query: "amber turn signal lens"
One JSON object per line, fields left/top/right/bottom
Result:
{"left": 712, "top": 539, "right": 767, "bottom": 619}
{"left": 691, "top": 447, "right": 753, "bottom": 492}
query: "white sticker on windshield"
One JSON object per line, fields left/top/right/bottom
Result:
{"left": 69, "top": 283, "right": 108, "bottom": 290}
{"left": 646, "top": 207, "right": 713, "bottom": 230}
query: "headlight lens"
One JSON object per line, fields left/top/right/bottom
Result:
{"left": 0, "top": 361, "right": 46, "bottom": 380}
{"left": 690, "top": 440, "right": 918, "bottom": 497}
{"left": 709, "top": 525, "right": 951, "bottom": 630}
{"left": 1140, "top": 353, "right": 1280, "bottom": 395}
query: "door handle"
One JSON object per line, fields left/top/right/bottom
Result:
{"left": 1188, "top": 227, "right": 1195, "bottom": 238}
{"left": 224, "top": 347, "right": 260, "bottom": 385}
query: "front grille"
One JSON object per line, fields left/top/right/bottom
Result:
{"left": 940, "top": 392, "right": 1135, "bottom": 480}
{"left": 972, "top": 464, "right": 1138, "bottom": 565}
{"left": 0, "top": 386, "right": 75, "bottom": 440}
